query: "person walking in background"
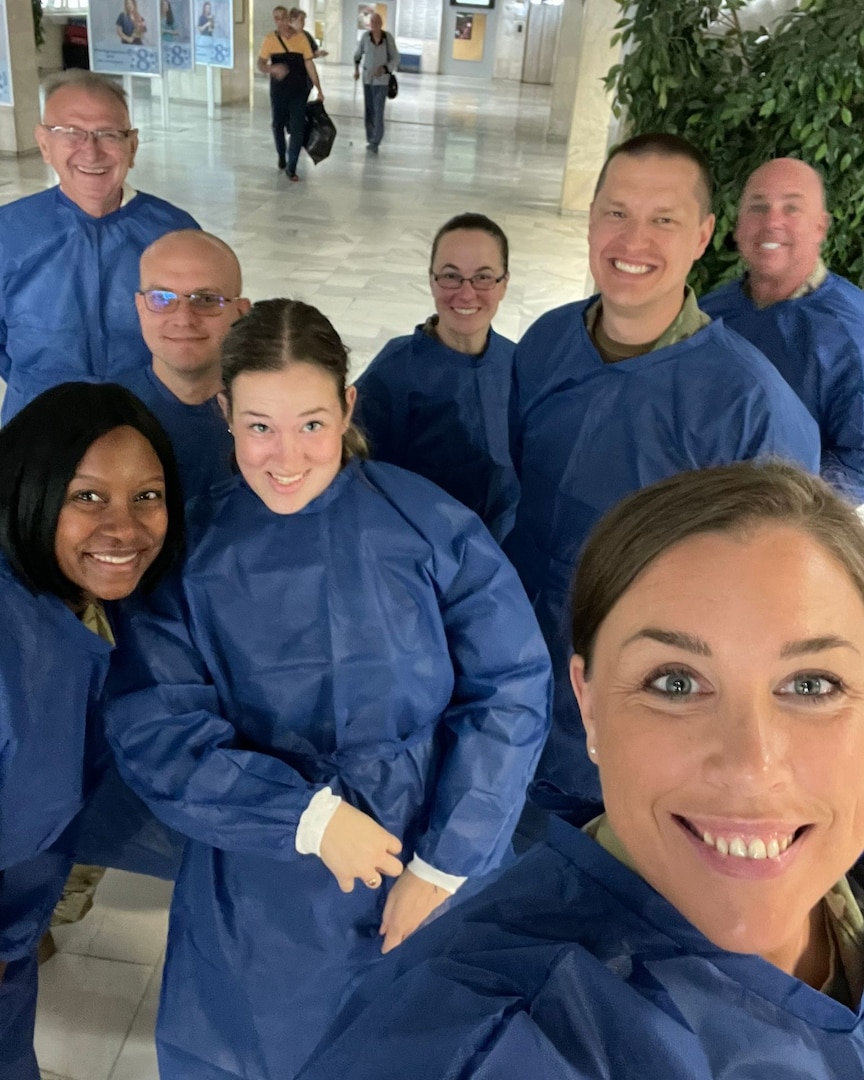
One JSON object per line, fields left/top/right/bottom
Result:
{"left": 258, "top": 6, "right": 325, "bottom": 181}
{"left": 353, "top": 13, "right": 398, "bottom": 155}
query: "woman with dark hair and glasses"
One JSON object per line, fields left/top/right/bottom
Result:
{"left": 0, "top": 383, "right": 183, "bottom": 1080}
{"left": 299, "top": 460, "right": 864, "bottom": 1080}
{"left": 353, "top": 213, "right": 518, "bottom": 542}
{"left": 106, "top": 298, "right": 551, "bottom": 1079}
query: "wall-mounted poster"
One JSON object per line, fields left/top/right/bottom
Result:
{"left": 195, "top": 0, "right": 233, "bottom": 67}
{"left": 161, "top": 0, "right": 194, "bottom": 69}
{"left": 0, "top": 0, "right": 12, "bottom": 106}
{"left": 356, "top": 3, "right": 387, "bottom": 34}
{"left": 452, "top": 10, "right": 485, "bottom": 60}
{"left": 90, "top": 0, "right": 162, "bottom": 75}
{"left": 454, "top": 13, "right": 472, "bottom": 39}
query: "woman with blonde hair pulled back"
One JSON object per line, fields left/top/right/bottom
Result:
{"left": 106, "top": 298, "right": 552, "bottom": 1079}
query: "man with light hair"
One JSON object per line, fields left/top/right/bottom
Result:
{"left": 121, "top": 229, "right": 250, "bottom": 499}
{"left": 0, "top": 70, "right": 198, "bottom": 422}
{"left": 702, "top": 158, "right": 864, "bottom": 502}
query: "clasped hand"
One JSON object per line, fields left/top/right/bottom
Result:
{"left": 319, "top": 803, "right": 452, "bottom": 953}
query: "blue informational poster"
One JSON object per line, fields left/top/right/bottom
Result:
{"left": 90, "top": 0, "right": 163, "bottom": 75}
{"left": 0, "top": 0, "right": 12, "bottom": 106}
{"left": 161, "top": 0, "right": 194, "bottom": 69}
{"left": 194, "top": 0, "right": 233, "bottom": 68}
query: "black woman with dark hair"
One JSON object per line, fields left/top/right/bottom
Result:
{"left": 0, "top": 382, "right": 183, "bottom": 1080}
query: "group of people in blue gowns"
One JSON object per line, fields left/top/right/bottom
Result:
{"left": 6, "top": 79, "right": 864, "bottom": 1080}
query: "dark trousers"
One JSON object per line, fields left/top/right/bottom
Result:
{"left": 270, "top": 81, "right": 309, "bottom": 172}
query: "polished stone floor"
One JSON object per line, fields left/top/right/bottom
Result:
{"left": 2, "top": 65, "right": 591, "bottom": 1080}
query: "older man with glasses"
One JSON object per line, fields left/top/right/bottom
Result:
{"left": 120, "top": 229, "right": 250, "bottom": 501}
{"left": 0, "top": 70, "right": 198, "bottom": 424}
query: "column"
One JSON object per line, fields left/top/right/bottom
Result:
{"left": 0, "top": 0, "right": 41, "bottom": 155}
{"left": 548, "top": 0, "right": 584, "bottom": 141}
{"left": 559, "top": 0, "right": 620, "bottom": 213}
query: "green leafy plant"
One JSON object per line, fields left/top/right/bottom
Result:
{"left": 604, "top": 0, "right": 864, "bottom": 293}
{"left": 32, "top": 0, "right": 44, "bottom": 49}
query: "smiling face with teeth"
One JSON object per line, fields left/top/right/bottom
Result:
{"left": 54, "top": 426, "right": 168, "bottom": 601}
{"left": 227, "top": 364, "right": 356, "bottom": 515}
{"left": 588, "top": 153, "right": 714, "bottom": 344}
{"left": 35, "top": 85, "right": 138, "bottom": 220}
{"left": 734, "top": 159, "right": 830, "bottom": 306}
{"left": 571, "top": 524, "right": 864, "bottom": 977}
{"left": 429, "top": 229, "right": 509, "bottom": 357}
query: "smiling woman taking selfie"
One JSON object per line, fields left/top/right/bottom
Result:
{"left": 105, "top": 297, "right": 551, "bottom": 1079}
{"left": 0, "top": 382, "right": 183, "bottom": 1080}
{"left": 297, "top": 460, "right": 864, "bottom": 1080}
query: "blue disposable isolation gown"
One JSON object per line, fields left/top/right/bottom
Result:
{"left": 117, "top": 366, "right": 234, "bottom": 500}
{"left": 297, "top": 816, "right": 864, "bottom": 1080}
{"left": 701, "top": 273, "right": 864, "bottom": 502}
{"left": 106, "top": 459, "right": 552, "bottom": 1080}
{"left": 353, "top": 325, "right": 519, "bottom": 542}
{"left": 0, "top": 187, "right": 198, "bottom": 423}
{"left": 0, "top": 554, "right": 112, "bottom": 1080}
{"left": 504, "top": 299, "right": 821, "bottom": 806}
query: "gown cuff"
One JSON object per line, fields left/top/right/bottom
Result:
{"left": 295, "top": 787, "right": 342, "bottom": 856}
{"left": 408, "top": 855, "right": 466, "bottom": 893}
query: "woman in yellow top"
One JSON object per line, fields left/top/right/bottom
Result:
{"left": 257, "top": 5, "right": 325, "bottom": 181}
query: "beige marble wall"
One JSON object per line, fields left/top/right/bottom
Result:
{"left": 559, "top": 0, "right": 619, "bottom": 213}
{"left": 548, "top": 0, "right": 582, "bottom": 141}
{"left": 0, "top": 0, "right": 41, "bottom": 154}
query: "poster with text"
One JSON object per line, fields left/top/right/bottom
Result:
{"left": 161, "top": 0, "right": 194, "bottom": 70}
{"left": 194, "top": 0, "right": 233, "bottom": 67}
{"left": 90, "top": 0, "right": 162, "bottom": 75}
{"left": 0, "top": 0, "right": 12, "bottom": 106}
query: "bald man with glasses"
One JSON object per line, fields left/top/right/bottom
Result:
{"left": 0, "top": 70, "right": 198, "bottom": 423}
{"left": 119, "top": 229, "right": 250, "bottom": 501}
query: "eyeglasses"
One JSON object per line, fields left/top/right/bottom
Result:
{"left": 431, "top": 272, "right": 508, "bottom": 292}
{"left": 138, "top": 289, "right": 240, "bottom": 315}
{"left": 42, "top": 125, "right": 136, "bottom": 147}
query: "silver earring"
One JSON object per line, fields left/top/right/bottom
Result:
{"left": 588, "top": 746, "right": 597, "bottom": 757}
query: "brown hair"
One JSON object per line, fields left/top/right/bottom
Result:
{"left": 593, "top": 132, "right": 714, "bottom": 218}
{"left": 221, "top": 298, "right": 367, "bottom": 463}
{"left": 429, "top": 213, "right": 509, "bottom": 274}
{"left": 572, "top": 461, "right": 864, "bottom": 675}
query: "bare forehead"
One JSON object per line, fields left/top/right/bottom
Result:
{"left": 141, "top": 238, "right": 240, "bottom": 286}
{"left": 742, "top": 161, "right": 823, "bottom": 204}
{"left": 598, "top": 153, "right": 702, "bottom": 204}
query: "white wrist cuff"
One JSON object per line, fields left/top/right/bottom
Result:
{"left": 408, "top": 855, "right": 466, "bottom": 893}
{"left": 295, "top": 787, "right": 342, "bottom": 856}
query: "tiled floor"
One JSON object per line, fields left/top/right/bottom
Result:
{"left": 4, "top": 65, "right": 593, "bottom": 1079}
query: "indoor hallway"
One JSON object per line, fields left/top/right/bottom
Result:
{"left": 0, "top": 65, "right": 593, "bottom": 1079}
